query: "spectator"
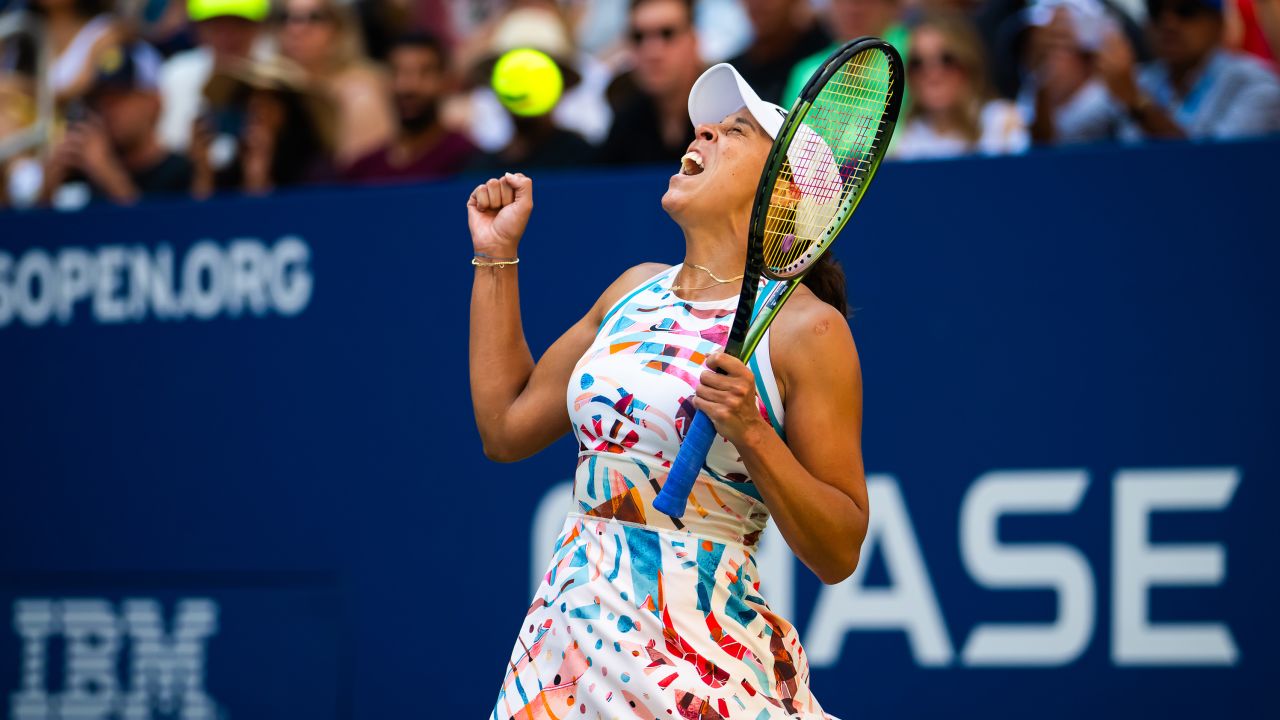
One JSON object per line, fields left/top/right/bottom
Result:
{"left": 40, "top": 43, "right": 194, "bottom": 207}
{"left": 892, "top": 12, "right": 1030, "bottom": 159}
{"left": 596, "top": 0, "right": 702, "bottom": 165}
{"left": 727, "top": 0, "right": 832, "bottom": 104}
{"left": 1, "top": 74, "right": 42, "bottom": 208}
{"left": 32, "top": 0, "right": 121, "bottom": 102}
{"left": 276, "top": 0, "right": 396, "bottom": 166}
{"left": 466, "top": 6, "right": 597, "bottom": 172}
{"left": 0, "top": 78, "right": 34, "bottom": 141}
{"left": 1019, "top": 0, "right": 1127, "bottom": 144}
{"left": 780, "top": 0, "right": 909, "bottom": 107}
{"left": 554, "top": 0, "right": 753, "bottom": 64}
{"left": 342, "top": 32, "right": 476, "bottom": 184}
{"left": 978, "top": 0, "right": 1148, "bottom": 99}
{"left": 158, "top": 0, "right": 271, "bottom": 152}
{"left": 1098, "top": 0, "right": 1280, "bottom": 139}
{"left": 193, "top": 56, "right": 334, "bottom": 196}
{"left": 465, "top": 107, "right": 596, "bottom": 174}
{"left": 136, "top": 0, "right": 201, "bottom": 56}
{"left": 456, "top": 3, "right": 613, "bottom": 156}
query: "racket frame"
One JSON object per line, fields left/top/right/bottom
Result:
{"left": 654, "top": 36, "right": 903, "bottom": 519}
{"left": 734, "top": 36, "right": 904, "bottom": 364}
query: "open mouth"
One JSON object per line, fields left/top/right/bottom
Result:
{"left": 679, "top": 151, "right": 705, "bottom": 176}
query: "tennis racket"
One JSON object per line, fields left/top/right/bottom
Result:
{"left": 652, "top": 37, "right": 904, "bottom": 519}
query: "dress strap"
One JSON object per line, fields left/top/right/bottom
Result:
{"left": 747, "top": 279, "right": 786, "bottom": 438}
{"left": 598, "top": 265, "right": 678, "bottom": 331}
{"left": 749, "top": 330, "right": 785, "bottom": 438}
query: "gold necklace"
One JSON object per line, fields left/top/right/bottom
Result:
{"left": 670, "top": 263, "right": 745, "bottom": 292}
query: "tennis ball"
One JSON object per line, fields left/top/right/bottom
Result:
{"left": 491, "top": 48, "right": 564, "bottom": 117}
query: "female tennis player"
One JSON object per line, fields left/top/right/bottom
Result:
{"left": 470, "top": 65, "right": 868, "bottom": 719}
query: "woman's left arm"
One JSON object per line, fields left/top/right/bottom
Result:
{"left": 693, "top": 295, "right": 867, "bottom": 585}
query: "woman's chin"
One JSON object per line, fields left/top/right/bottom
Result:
{"left": 660, "top": 185, "right": 685, "bottom": 216}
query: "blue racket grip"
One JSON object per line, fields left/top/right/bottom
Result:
{"left": 653, "top": 411, "right": 718, "bottom": 518}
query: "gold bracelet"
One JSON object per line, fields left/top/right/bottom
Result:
{"left": 472, "top": 256, "right": 520, "bottom": 268}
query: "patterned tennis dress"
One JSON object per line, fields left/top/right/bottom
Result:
{"left": 491, "top": 266, "right": 831, "bottom": 720}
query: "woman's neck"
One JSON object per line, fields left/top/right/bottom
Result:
{"left": 674, "top": 226, "right": 747, "bottom": 302}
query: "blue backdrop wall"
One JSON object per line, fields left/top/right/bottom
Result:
{"left": 0, "top": 139, "right": 1275, "bottom": 720}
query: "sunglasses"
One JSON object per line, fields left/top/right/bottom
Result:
{"left": 906, "top": 51, "right": 961, "bottom": 74}
{"left": 276, "top": 10, "right": 333, "bottom": 26}
{"left": 629, "top": 24, "right": 686, "bottom": 45}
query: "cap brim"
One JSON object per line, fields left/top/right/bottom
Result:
{"left": 688, "top": 63, "right": 786, "bottom": 139}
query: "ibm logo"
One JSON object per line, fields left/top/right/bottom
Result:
{"left": 10, "top": 599, "right": 219, "bottom": 720}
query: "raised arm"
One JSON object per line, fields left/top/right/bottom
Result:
{"left": 467, "top": 172, "right": 666, "bottom": 462}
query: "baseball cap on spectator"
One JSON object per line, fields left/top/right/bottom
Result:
{"left": 86, "top": 43, "right": 163, "bottom": 97}
{"left": 1022, "top": 0, "right": 1114, "bottom": 51}
{"left": 188, "top": 0, "right": 270, "bottom": 23}
{"left": 472, "top": 6, "right": 583, "bottom": 89}
{"left": 688, "top": 63, "right": 786, "bottom": 139}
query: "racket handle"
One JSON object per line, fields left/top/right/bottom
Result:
{"left": 653, "top": 411, "right": 718, "bottom": 518}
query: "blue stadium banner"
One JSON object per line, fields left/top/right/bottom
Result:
{"left": 1, "top": 140, "right": 1276, "bottom": 719}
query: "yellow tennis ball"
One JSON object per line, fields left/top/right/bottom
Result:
{"left": 492, "top": 48, "right": 564, "bottom": 117}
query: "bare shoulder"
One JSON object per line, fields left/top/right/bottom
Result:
{"left": 771, "top": 285, "right": 859, "bottom": 376}
{"left": 589, "top": 263, "right": 671, "bottom": 323}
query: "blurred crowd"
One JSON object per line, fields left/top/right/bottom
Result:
{"left": 0, "top": 0, "right": 1276, "bottom": 209}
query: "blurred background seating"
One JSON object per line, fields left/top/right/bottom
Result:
{"left": 0, "top": 0, "right": 1276, "bottom": 209}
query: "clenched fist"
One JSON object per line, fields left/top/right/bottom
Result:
{"left": 467, "top": 172, "right": 533, "bottom": 259}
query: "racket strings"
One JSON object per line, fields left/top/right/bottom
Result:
{"left": 761, "top": 48, "right": 896, "bottom": 276}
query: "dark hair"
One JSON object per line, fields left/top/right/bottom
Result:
{"left": 801, "top": 254, "right": 849, "bottom": 317}
{"left": 389, "top": 31, "right": 447, "bottom": 69}
{"left": 267, "top": 91, "right": 327, "bottom": 187}
{"left": 217, "top": 88, "right": 328, "bottom": 190}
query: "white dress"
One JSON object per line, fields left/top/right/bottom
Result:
{"left": 491, "top": 266, "right": 837, "bottom": 720}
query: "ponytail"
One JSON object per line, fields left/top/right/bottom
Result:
{"left": 800, "top": 254, "right": 848, "bottom": 317}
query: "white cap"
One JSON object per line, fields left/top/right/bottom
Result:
{"left": 688, "top": 63, "right": 788, "bottom": 139}
{"left": 688, "top": 63, "right": 845, "bottom": 271}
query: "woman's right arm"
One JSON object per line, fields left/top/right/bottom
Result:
{"left": 467, "top": 172, "right": 663, "bottom": 462}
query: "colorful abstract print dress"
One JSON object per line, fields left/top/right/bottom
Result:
{"left": 492, "top": 266, "right": 832, "bottom": 720}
